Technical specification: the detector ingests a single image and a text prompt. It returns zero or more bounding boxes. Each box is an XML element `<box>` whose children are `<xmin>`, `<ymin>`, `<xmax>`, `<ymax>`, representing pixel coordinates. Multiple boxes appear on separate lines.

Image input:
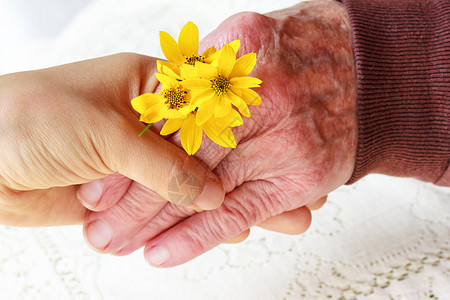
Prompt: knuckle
<box><xmin>155</xmin><ymin>202</ymin><xmax>195</xmax><ymax>224</ymax></box>
<box><xmin>92</xmin><ymin>117</ymin><xmax>131</xmax><ymax>172</ymax></box>
<box><xmin>99</xmin><ymin>173</ymin><xmax>131</xmax><ymax>203</ymax></box>
<box><xmin>253</xmin><ymin>180</ymin><xmax>287</xmax><ymax>214</ymax></box>
<box><xmin>194</xmin><ymin>196</ymin><xmax>263</xmax><ymax>245</ymax></box>
<box><xmin>211</xmin><ymin>181</ymin><xmax>286</xmax><ymax>240</ymax></box>
<box><xmin>110</xmin><ymin>184</ymin><xmax>162</xmax><ymax>222</ymax></box>
<box><xmin>175</xmin><ymin>225</ymin><xmax>211</xmax><ymax>254</ymax></box>
<box><xmin>219</xmin><ymin>200</ymin><xmax>256</xmax><ymax>232</ymax></box>
<box><xmin>214</xmin><ymin>158</ymin><xmax>246</xmax><ymax>193</ymax></box>
<box><xmin>227</xmin><ymin>11</ymin><xmax>270</xmax><ymax>33</ymax></box>
<box><xmin>125</xmin><ymin>182</ymin><xmax>156</xmax><ymax>202</ymax></box>
<box><xmin>166</xmin><ymin>211</ymin><xmax>248</xmax><ymax>254</ymax></box>
<box><xmin>109</xmin><ymin>201</ymin><xmax>145</xmax><ymax>223</ymax></box>
<box><xmin>166</xmin><ymin>182</ymin><xmax>286</xmax><ymax>252</ymax></box>
<box><xmin>220</xmin><ymin>11</ymin><xmax>273</xmax><ymax>54</ymax></box>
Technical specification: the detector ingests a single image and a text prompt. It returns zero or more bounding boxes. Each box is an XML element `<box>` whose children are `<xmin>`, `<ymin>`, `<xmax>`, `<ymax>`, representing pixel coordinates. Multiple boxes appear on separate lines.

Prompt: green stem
<box><xmin>138</xmin><ymin>123</ymin><xmax>153</xmax><ymax>137</ymax></box>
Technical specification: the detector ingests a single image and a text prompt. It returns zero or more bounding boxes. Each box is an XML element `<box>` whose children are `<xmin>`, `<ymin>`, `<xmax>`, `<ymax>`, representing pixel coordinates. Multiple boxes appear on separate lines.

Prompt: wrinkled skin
<box><xmin>83</xmin><ymin>0</ymin><xmax>358</xmax><ymax>267</ymax></box>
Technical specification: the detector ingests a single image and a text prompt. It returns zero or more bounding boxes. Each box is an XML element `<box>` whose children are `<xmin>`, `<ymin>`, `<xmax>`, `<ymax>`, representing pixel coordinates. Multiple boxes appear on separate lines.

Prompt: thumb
<box><xmin>97</xmin><ymin>121</ymin><xmax>225</xmax><ymax>210</ymax></box>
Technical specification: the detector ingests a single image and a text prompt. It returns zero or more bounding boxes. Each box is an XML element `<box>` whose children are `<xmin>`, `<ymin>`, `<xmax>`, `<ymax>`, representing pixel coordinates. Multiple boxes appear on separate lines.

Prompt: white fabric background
<box><xmin>0</xmin><ymin>0</ymin><xmax>449</xmax><ymax>299</ymax></box>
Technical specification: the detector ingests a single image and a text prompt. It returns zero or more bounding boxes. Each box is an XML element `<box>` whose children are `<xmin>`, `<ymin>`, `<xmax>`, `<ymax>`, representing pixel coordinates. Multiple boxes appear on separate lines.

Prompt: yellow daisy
<box><xmin>181</xmin><ymin>44</ymin><xmax>262</xmax><ymax>125</ymax></box>
<box><xmin>131</xmin><ymin>73</ymin><xmax>192</xmax><ymax>124</ymax></box>
<box><xmin>160</xmin><ymin>21</ymin><xmax>217</xmax><ymax>67</ymax></box>
<box><xmin>160</xmin><ymin>109</ymin><xmax>243</xmax><ymax>155</ymax></box>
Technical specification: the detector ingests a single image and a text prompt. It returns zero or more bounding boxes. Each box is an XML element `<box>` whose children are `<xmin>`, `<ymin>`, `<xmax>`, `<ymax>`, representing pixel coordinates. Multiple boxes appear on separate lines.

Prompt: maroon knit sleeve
<box><xmin>340</xmin><ymin>0</ymin><xmax>450</xmax><ymax>186</ymax></box>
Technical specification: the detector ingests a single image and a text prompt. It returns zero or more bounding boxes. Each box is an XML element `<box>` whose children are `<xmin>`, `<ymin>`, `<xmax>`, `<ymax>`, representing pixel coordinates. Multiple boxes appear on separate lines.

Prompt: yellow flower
<box><xmin>160</xmin><ymin>21</ymin><xmax>217</xmax><ymax>67</ymax></box>
<box><xmin>182</xmin><ymin>44</ymin><xmax>262</xmax><ymax>125</ymax></box>
<box><xmin>132</xmin><ymin>21</ymin><xmax>262</xmax><ymax>155</ymax></box>
<box><xmin>131</xmin><ymin>73</ymin><xmax>192</xmax><ymax>124</ymax></box>
<box><xmin>160</xmin><ymin>109</ymin><xmax>243</xmax><ymax>155</ymax></box>
<box><xmin>157</xmin><ymin>60</ymin><xmax>182</xmax><ymax>80</ymax></box>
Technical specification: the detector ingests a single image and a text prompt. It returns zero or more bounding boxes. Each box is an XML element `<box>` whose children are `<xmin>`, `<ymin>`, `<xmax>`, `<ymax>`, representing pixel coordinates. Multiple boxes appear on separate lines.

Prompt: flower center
<box><xmin>163</xmin><ymin>86</ymin><xmax>189</xmax><ymax>110</ymax></box>
<box><xmin>184</xmin><ymin>54</ymin><xmax>205</xmax><ymax>66</ymax></box>
<box><xmin>211</xmin><ymin>76</ymin><xmax>230</xmax><ymax>95</ymax></box>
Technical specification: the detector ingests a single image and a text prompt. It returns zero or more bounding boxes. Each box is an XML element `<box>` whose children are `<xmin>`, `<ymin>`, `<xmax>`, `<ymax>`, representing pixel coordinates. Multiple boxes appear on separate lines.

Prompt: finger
<box><xmin>83</xmin><ymin>181</ymin><xmax>168</xmax><ymax>253</ymax></box>
<box><xmin>0</xmin><ymin>186</ymin><xmax>87</xmax><ymax>227</ymax></box>
<box><xmin>257</xmin><ymin>206</ymin><xmax>311</xmax><ymax>235</ymax></box>
<box><xmin>143</xmin><ymin>180</ymin><xmax>288</xmax><ymax>267</ymax></box>
<box><xmin>306</xmin><ymin>195</ymin><xmax>327</xmax><ymax>210</ymax></box>
<box><xmin>102</xmin><ymin>124</ymin><xmax>225</xmax><ymax>210</ymax></box>
<box><xmin>108</xmin><ymin>201</ymin><xmax>196</xmax><ymax>256</ymax></box>
<box><xmin>76</xmin><ymin>173</ymin><xmax>132</xmax><ymax>211</ymax></box>
<box><xmin>223</xmin><ymin>229</ymin><xmax>250</xmax><ymax>244</ymax></box>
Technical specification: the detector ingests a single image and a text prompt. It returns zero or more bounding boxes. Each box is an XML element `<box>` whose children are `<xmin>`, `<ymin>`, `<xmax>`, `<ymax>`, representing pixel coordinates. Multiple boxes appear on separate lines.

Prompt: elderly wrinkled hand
<box><xmin>83</xmin><ymin>0</ymin><xmax>356</xmax><ymax>266</ymax></box>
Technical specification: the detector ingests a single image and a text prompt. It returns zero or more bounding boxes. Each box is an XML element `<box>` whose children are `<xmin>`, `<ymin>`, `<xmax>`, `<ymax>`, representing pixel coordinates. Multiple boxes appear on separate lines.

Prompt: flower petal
<box><xmin>214</xmin><ymin>94</ymin><xmax>232</xmax><ymax>118</ymax></box>
<box><xmin>155</xmin><ymin>73</ymin><xmax>178</xmax><ymax>87</ymax></box>
<box><xmin>234</xmin><ymin>87</ymin><xmax>261</xmax><ymax>105</ymax></box>
<box><xmin>202</xmin><ymin>46</ymin><xmax>217</xmax><ymax>59</ymax></box>
<box><xmin>230</xmin><ymin>76</ymin><xmax>262</xmax><ymax>88</ymax></box>
<box><xmin>163</xmin><ymin>107</ymin><xmax>189</xmax><ymax>119</ymax></box>
<box><xmin>205</xmin><ymin>40</ymin><xmax>240</xmax><ymax>65</ymax></box>
<box><xmin>205</xmin><ymin>52</ymin><xmax>218</xmax><ymax>64</ymax></box>
<box><xmin>140</xmin><ymin>104</ymin><xmax>165</xmax><ymax>124</ymax></box>
<box><xmin>228</xmin><ymin>40</ymin><xmax>240</xmax><ymax>54</ymax></box>
<box><xmin>161</xmin><ymin>118</ymin><xmax>184</xmax><ymax>135</ymax></box>
<box><xmin>191</xmin><ymin>88</ymin><xmax>215</xmax><ymax>107</ymax></box>
<box><xmin>195</xmin><ymin>62</ymin><xmax>218</xmax><ymax>80</ymax></box>
<box><xmin>160</xmin><ymin>31</ymin><xmax>184</xmax><ymax>65</ymax></box>
<box><xmin>218</xmin><ymin>109</ymin><xmax>244</xmax><ymax>127</ymax></box>
<box><xmin>131</xmin><ymin>93</ymin><xmax>163</xmax><ymax>114</ymax></box>
<box><xmin>180</xmin><ymin>113</ymin><xmax>203</xmax><ymax>155</ymax></box>
<box><xmin>218</xmin><ymin>45</ymin><xmax>236</xmax><ymax>78</ymax></box>
<box><xmin>229</xmin><ymin>52</ymin><xmax>256</xmax><ymax>78</ymax></box>
<box><xmin>182</xmin><ymin>78</ymin><xmax>211</xmax><ymax>90</ymax></box>
<box><xmin>178</xmin><ymin>21</ymin><xmax>199</xmax><ymax>56</ymax></box>
<box><xmin>196</xmin><ymin>98</ymin><xmax>215</xmax><ymax>125</ymax></box>
<box><xmin>203</xmin><ymin>120</ymin><xmax>236</xmax><ymax>148</ymax></box>
<box><xmin>227</xmin><ymin>91</ymin><xmax>250</xmax><ymax>117</ymax></box>
<box><xmin>180</xmin><ymin>64</ymin><xmax>198</xmax><ymax>79</ymax></box>
<box><xmin>178</xmin><ymin>104</ymin><xmax>195</xmax><ymax>116</ymax></box>
<box><xmin>157</xmin><ymin>60</ymin><xmax>181</xmax><ymax>78</ymax></box>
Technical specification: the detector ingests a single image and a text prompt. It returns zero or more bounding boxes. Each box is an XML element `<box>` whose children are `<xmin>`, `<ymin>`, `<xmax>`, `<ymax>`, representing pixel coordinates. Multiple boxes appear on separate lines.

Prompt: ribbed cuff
<box><xmin>341</xmin><ymin>0</ymin><xmax>450</xmax><ymax>184</ymax></box>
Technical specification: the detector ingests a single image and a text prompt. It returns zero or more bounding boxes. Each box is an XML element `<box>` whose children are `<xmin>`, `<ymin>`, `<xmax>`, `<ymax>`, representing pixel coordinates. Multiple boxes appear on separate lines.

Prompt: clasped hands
<box><xmin>0</xmin><ymin>1</ymin><xmax>357</xmax><ymax>267</ymax></box>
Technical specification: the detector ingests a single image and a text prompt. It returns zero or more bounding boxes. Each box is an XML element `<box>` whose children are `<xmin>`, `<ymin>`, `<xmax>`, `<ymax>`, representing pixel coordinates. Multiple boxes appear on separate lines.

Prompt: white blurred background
<box><xmin>0</xmin><ymin>0</ymin><xmax>93</xmax><ymax>40</ymax></box>
<box><xmin>0</xmin><ymin>1</ymin><xmax>449</xmax><ymax>299</ymax></box>
<box><xmin>0</xmin><ymin>0</ymin><xmax>93</xmax><ymax>73</ymax></box>
<box><xmin>0</xmin><ymin>0</ymin><xmax>299</xmax><ymax>74</ymax></box>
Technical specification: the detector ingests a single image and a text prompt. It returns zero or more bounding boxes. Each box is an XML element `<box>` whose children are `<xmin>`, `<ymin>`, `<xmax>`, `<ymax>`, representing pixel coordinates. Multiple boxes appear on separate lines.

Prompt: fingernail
<box><xmin>78</xmin><ymin>180</ymin><xmax>103</xmax><ymax>206</ymax></box>
<box><xmin>194</xmin><ymin>178</ymin><xmax>225</xmax><ymax>210</ymax></box>
<box><xmin>146</xmin><ymin>246</ymin><xmax>169</xmax><ymax>267</ymax></box>
<box><xmin>85</xmin><ymin>220</ymin><xmax>112</xmax><ymax>250</ymax></box>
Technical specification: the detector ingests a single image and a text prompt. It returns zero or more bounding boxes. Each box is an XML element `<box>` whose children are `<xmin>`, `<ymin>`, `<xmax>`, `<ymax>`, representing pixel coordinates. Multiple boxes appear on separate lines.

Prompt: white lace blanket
<box><xmin>0</xmin><ymin>0</ymin><xmax>449</xmax><ymax>299</ymax></box>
